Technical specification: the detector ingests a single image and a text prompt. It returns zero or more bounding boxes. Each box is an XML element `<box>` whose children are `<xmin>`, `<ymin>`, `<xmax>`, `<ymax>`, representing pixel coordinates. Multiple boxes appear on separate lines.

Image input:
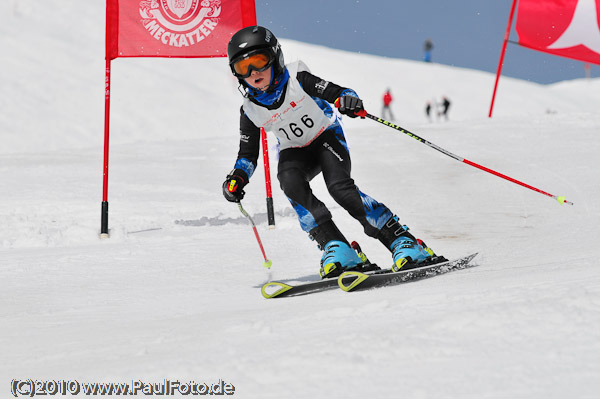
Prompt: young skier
<box><xmin>222</xmin><ymin>26</ymin><xmax>435</xmax><ymax>278</ymax></box>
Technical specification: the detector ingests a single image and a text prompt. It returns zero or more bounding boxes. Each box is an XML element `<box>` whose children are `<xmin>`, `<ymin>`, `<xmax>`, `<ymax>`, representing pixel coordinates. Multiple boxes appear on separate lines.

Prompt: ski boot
<box><xmin>309</xmin><ymin>220</ymin><xmax>363</xmax><ymax>279</ymax></box>
<box><xmin>377</xmin><ymin>215</ymin><xmax>434</xmax><ymax>272</ymax></box>
<box><xmin>319</xmin><ymin>240</ymin><xmax>363</xmax><ymax>279</ymax></box>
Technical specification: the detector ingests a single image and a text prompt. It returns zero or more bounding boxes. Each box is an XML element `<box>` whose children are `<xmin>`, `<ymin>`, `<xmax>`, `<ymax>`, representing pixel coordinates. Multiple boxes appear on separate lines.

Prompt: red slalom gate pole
<box><xmin>101</xmin><ymin>59</ymin><xmax>112</xmax><ymax>238</ymax></box>
<box><xmin>489</xmin><ymin>0</ymin><xmax>518</xmax><ymax>118</ymax></box>
<box><xmin>362</xmin><ymin>112</ymin><xmax>573</xmax><ymax>206</ymax></box>
<box><xmin>261</xmin><ymin>128</ymin><xmax>276</xmax><ymax>228</ymax></box>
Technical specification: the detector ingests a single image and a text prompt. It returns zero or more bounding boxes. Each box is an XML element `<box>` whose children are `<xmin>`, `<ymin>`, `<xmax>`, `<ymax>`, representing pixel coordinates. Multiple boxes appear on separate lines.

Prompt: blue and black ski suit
<box><xmin>231</xmin><ymin>61</ymin><xmax>393</xmax><ymax>239</ymax></box>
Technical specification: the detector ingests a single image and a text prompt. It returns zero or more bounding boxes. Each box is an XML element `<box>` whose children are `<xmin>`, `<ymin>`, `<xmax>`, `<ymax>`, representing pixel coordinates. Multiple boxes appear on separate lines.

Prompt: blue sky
<box><xmin>255</xmin><ymin>0</ymin><xmax>599</xmax><ymax>84</ymax></box>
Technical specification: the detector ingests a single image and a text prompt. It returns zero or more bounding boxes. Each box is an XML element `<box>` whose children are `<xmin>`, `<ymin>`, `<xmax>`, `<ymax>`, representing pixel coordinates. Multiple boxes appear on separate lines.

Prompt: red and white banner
<box><xmin>106</xmin><ymin>0</ymin><xmax>257</xmax><ymax>59</ymax></box>
<box><xmin>516</xmin><ymin>0</ymin><xmax>600</xmax><ymax>65</ymax></box>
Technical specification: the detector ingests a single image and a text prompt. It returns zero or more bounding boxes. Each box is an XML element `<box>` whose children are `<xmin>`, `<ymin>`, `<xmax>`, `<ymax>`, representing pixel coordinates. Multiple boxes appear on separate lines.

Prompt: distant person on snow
<box><xmin>441</xmin><ymin>96</ymin><xmax>451</xmax><ymax>120</ymax></box>
<box><xmin>425</xmin><ymin>101</ymin><xmax>433</xmax><ymax>122</ymax></box>
<box><xmin>382</xmin><ymin>88</ymin><xmax>395</xmax><ymax>120</ymax></box>
<box><xmin>424</xmin><ymin>38</ymin><xmax>433</xmax><ymax>62</ymax></box>
<box><xmin>222</xmin><ymin>26</ymin><xmax>437</xmax><ymax>279</ymax></box>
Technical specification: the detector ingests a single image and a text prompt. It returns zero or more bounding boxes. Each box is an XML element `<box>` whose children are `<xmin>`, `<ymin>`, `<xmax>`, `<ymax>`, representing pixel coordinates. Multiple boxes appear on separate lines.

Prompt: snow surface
<box><xmin>2</xmin><ymin>1</ymin><xmax>600</xmax><ymax>398</ymax></box>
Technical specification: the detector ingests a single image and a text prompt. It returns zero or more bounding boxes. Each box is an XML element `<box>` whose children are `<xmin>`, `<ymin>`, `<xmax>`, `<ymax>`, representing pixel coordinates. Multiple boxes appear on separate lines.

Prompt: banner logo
<box><xmin>545</xmin><ymin>0</ymin><xmax>600</xmax><ymax>54</ymax></box>
<box><xmin>139</xmin><ymin>0</ymin><xmax>222</xmax><ymax>47</ymax></box>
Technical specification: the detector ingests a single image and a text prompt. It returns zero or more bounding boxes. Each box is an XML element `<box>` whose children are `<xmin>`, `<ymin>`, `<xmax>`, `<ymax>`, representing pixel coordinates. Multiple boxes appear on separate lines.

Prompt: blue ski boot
<box><xmin>319</xmin><ymin>240</ymin><xmax>363</xmax><ymax>278</ymax></box>
<box><xmin>309</xmin><ymin>220</ymin><xmax>362</xmax><ymax>279</ymax></box>
<box><xmin>377</xmin><ymin>216</ymin><xmax>434</xmax><ymax>271</ymax></box>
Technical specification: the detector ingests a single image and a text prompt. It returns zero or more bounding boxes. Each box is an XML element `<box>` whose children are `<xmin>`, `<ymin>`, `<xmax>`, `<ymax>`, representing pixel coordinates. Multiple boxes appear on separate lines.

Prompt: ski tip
<box><xmin>264</xmin><ymin>259</ymin><xmax>273</xmax><ymax>269</ymax></box>
<box><xmin>261</xmin><ymin>281</ymin><xmax>292</xmax><ymax>299</ymax></box>
<box><xmin>338</xmin><ymin>271</ymin><xmax>369</xmax><ymax>292</ymax></box>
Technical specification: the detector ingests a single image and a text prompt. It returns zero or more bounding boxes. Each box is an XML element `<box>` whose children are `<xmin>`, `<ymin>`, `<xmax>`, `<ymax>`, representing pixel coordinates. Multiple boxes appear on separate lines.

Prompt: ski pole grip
<box><xmin>334</xmin><ymin>98</ymin><xmax>367</xmax><ymax>118</ymax></box>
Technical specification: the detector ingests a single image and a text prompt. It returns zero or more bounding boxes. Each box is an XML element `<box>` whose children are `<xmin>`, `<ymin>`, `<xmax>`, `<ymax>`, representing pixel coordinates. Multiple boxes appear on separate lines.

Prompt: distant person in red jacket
<box><xmin>382</xmin><ymin>88</ymin><xmax>395</xmax><ymax>120</ymax></box>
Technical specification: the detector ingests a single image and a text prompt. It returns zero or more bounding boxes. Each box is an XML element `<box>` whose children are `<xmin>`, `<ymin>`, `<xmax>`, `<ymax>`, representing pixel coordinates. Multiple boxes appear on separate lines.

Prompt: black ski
<box><xmin>261</xmin><ymin>277</ymin><xmax>340</xmax><ymax>299</ymax></box>
<box><xmin>337</xmin><ymin>253</ymin><xmax>478</xmax><ymax>292</ymax></box>
<box><xmin>261</xmin><ymin>263</ymin><xmax>381</xmax><ymax>299</ymax></box>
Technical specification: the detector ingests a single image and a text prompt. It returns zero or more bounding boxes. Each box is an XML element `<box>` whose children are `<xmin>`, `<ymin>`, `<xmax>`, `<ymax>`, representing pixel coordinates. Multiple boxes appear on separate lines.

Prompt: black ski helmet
<box><xmin>227</xmin><ymin>26</ymin><xmax>285</xmax><ymax>83</ymax></box>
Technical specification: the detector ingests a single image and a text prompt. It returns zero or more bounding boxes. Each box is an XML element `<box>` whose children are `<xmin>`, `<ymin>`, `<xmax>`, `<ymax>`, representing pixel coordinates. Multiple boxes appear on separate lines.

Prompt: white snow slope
<box><xmin>2</xmin><ymin>2</ymin><xmax>600</xmax><ymax>398</ymax></box>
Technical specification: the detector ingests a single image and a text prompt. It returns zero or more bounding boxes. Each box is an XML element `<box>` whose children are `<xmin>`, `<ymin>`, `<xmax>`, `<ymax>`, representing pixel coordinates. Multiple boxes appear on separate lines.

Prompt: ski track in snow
<box><xmin>2</xmin><ymin>2</ymin><xmax>600</xmax><ymax>398</ymax></box>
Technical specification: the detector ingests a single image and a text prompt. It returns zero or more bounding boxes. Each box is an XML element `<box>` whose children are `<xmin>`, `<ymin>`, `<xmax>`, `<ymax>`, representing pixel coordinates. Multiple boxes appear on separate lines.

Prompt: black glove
<box><xmin>335</xmin><ymin>95</ymin><xmax>366</xmax><ymax>118</ymax></box>
<box><xmin>222</xmin><ymin>169</ymin><xmax>248</xmax><ymax>203</ymax></box>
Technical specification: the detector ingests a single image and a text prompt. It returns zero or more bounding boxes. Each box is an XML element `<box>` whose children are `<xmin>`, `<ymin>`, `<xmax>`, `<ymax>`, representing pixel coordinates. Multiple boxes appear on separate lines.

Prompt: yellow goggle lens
<box><xmin>233</xmin><ymin>53</ymin><xmax>271</xmax><ymax>77</ymax></box>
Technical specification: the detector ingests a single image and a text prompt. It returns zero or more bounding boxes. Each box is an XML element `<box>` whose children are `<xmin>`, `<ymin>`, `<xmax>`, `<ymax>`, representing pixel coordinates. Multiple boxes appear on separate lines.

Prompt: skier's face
<box><xmin>244</xmin><ymin>67</ymin><xmax>272</xmax><ymax>92</ymax></box>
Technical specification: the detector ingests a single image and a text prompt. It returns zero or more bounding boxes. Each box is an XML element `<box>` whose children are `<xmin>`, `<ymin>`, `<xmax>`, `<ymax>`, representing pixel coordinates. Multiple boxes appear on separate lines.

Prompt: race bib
<box><xmin>243</xmin><ymin>61</ymin><xmax>334</xmax><ymax>150</ymax></box>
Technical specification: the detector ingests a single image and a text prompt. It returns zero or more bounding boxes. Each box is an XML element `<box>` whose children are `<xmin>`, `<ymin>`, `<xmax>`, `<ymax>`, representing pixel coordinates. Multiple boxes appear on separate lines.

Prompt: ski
<box><xmin>261</xmin><ymin>241</ymin><xmax>379</xmax><ymax>299</ymax></box>
<box><xmin>337</xmin><ymin>253</ymin><xmax>479</xmax><ymax>292</ymax></box>
<box><xmin>261</xmin><ymin>278</ymin><xmax>340</xmax><ymax>299</ymax></box>
<box><xmin>261</xmin><ymin>263</ymin><xmax>381</xmax><ymax>299</ymax></box>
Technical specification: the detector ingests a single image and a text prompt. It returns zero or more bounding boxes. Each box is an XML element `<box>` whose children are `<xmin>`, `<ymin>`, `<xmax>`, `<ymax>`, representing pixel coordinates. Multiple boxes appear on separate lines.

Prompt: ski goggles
<box><xmin>231</xmin><ymin>51</ymin><xmax>274</xmax><ymax>78</ymax></box>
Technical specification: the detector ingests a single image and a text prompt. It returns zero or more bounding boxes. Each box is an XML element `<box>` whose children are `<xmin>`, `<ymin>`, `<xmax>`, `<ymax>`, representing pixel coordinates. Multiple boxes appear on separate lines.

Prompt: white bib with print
<box><xmin>242</xmin><ymin>61</ymin><xmax>334</xmax><ymax>150</ymax></box>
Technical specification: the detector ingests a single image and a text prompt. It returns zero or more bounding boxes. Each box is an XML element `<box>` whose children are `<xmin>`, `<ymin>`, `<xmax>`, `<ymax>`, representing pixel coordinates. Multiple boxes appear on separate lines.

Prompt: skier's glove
<box><xmin>335</xmin><ymin>95</ymin><xmax>367</xmax><ymax>118</ymax></box>
<box><xmin>222</xmin><ymin>169</ymin><xmax>248</xmax><ymax>203</ymax></box>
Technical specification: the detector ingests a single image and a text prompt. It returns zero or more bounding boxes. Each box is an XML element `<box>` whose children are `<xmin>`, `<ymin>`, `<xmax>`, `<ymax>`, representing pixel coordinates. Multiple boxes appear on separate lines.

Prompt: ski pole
<box><xmin>356</xmin><ymin>110</ymin><xmax>573</xmax><ymax>206</ymax></box>
<box><xmin>238</xmin><ymin>201</ymin><xmax>273</xmax><ymax>269</ymax></box>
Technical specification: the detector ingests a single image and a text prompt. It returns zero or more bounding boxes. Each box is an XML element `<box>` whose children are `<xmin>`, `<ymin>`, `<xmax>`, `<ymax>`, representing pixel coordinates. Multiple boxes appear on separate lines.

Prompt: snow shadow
<box><xmin>175</xmin><ymin>207</ymin><xmax>297</xmax><ymax>227</ymax></box>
